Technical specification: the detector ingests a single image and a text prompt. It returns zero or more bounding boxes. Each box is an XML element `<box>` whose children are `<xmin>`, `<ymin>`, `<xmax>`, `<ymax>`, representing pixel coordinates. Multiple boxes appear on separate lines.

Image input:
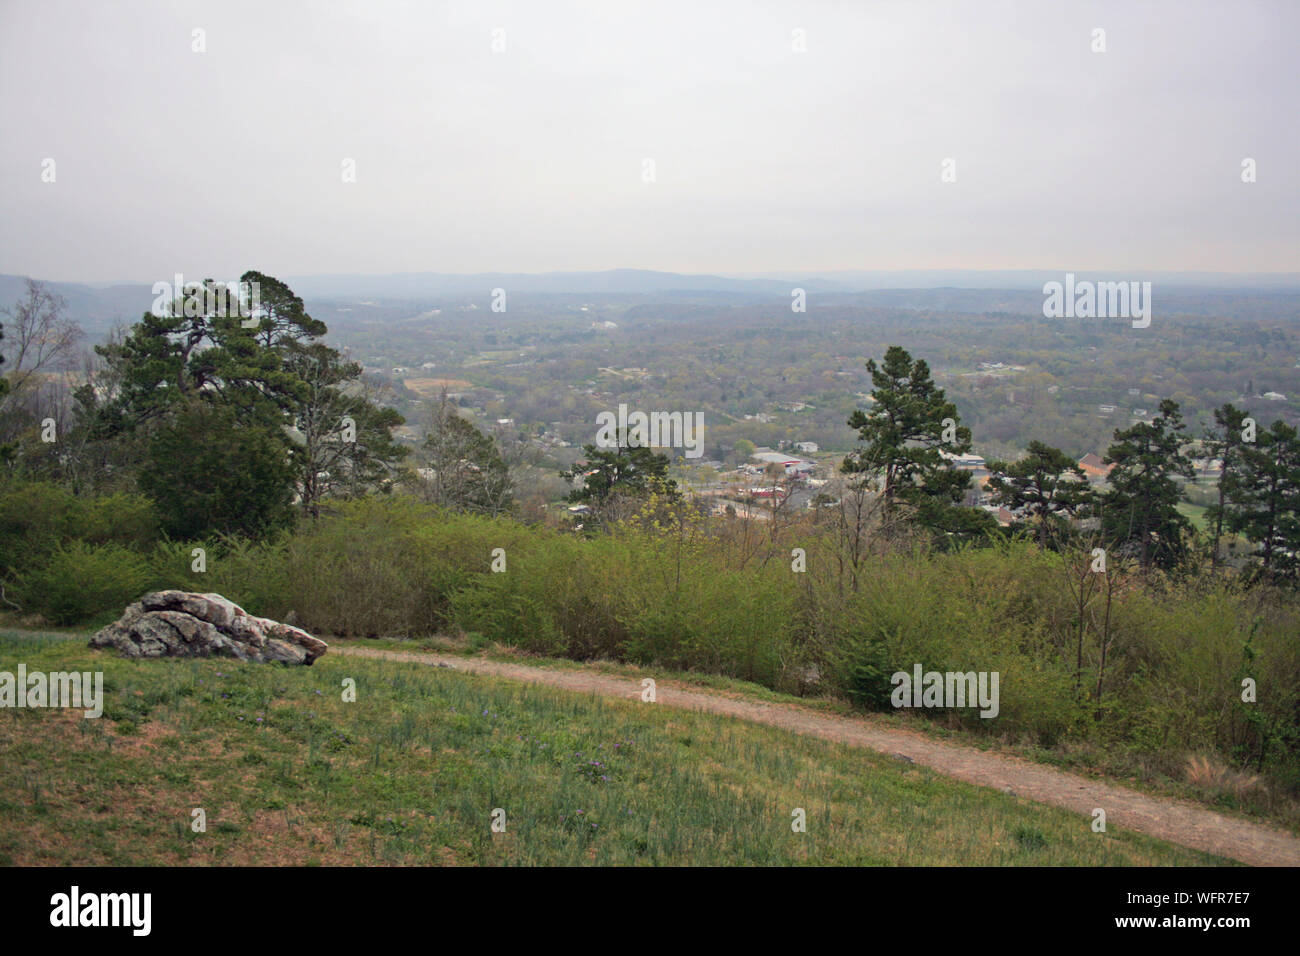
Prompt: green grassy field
<box><xmin>0</xmin><ymin>632</ymin><xmax>1231</xmax><ymax>866</ymax></box>
<box><xmin>1176</xmin><ymin>502</ymin><xmax>1210</xmax><ymax>531</ymax></box>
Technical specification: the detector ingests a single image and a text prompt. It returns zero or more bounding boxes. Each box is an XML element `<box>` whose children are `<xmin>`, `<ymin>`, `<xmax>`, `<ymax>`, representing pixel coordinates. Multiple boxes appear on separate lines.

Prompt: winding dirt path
<box><xmin>336</xmin><ymin>645</ymin><xmax>1300</xmax><ymax>866</ymax></box>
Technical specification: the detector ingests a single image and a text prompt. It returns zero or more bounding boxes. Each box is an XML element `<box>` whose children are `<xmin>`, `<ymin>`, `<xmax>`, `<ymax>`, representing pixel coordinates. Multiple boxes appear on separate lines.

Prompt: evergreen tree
<box><xmin>1102</xmin><ymin>399</ymin><xmax>1194</xmax><ymax>570</ymax></box>
<box><xmin>1223</xmin><ymin>419</ymin><xmax>1300</xmax><ymax>581</ymax></box>
<box><xmin>97</xmin><ymin>276</ymin><xmax>305</xmax><ymax>428</ymax></box>
<box><xmin>1203</xmin><ymin>403</ymin><xmax>1251</xmax><ymax>569</ymax></box>
<box><xmin>138</xmin><ymin>401</ymin><xmax>296</xmax><ymax>539</ymax></box>
<box><xmin>986</xmin><ymin>441</ymin><xmax>1093</xmax><ymax>546</ymax></box>
<box><xmin>240</xmin><ymin>270</ymin><xmax>327</xmax><ymax>349</ymax></box>
<box><xmin>562</xmin><ymin>438</ymin><xmax>678</xmax><ymax>505</ymax></box>
<box><xmin>97</xmin><ymin>272</ymin><xmax>404</xmax><ymax>518</ymax></box>
<box><xmin>843</xmin><ymin>345</ymin><xmax>991</xmax><ymax>537</ymax></box>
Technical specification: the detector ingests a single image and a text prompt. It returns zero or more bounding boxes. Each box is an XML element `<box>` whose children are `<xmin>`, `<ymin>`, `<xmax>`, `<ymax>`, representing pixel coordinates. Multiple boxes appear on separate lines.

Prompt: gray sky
<box><xmin>1</xmin><ymin>0</ymin><xmax>1296</xmax><ymax>283</ymax></box>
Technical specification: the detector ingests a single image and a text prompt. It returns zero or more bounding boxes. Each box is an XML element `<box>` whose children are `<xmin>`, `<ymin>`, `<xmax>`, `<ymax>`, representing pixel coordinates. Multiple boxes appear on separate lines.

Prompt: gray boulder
<box><xmin>90</xmin><ymin>591</ymin><xmax>327</xmax><ymax>665</ymax></box>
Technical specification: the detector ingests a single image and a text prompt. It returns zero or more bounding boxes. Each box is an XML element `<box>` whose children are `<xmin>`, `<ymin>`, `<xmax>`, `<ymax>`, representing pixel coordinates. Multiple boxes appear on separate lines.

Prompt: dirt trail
<box><xmin>337</xmin><ymin>645</ymin><xmax>1299</xmax><ymax>866</ymax></box>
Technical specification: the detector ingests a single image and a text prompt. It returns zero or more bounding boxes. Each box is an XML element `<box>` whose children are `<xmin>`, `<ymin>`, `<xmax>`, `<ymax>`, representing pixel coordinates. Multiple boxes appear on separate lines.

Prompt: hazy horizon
<box><xmin>7</xmin><ymin>267</ymin><xmax>1299</xmax><ymax>295</ymax></box>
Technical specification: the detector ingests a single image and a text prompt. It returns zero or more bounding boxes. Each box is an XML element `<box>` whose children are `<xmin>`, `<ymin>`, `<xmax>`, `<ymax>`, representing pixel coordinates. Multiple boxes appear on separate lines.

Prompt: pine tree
<box><xmin>1102</xmin><ymin>399</ymin><xmax>1194</xmax><ymax>571</ymax></box>
<box><xmin>1203</xmin><ymin>403</ymin><xmax>1251</xmax><ymax>569</ymax></box>
<box><xmin>96</xmin><ymin>272</ymin><xmax>405</xmax><ymax>517</ymax></box>
<box><xmin>843</xmin><ymin>345</ymin><xmax>991</xmax><ymax>537</ymax></box>
<box><xmin>563</xmin><ymin>440</ymin><xmax>677</xmax><ymax>505</ymax></box>
<box><xmin>137</xmin><ymin>401</ymin><xmax>297</xmax><ymax>539</ymax></box>
<box><xmin>986</xmin><ymin>441</ymin><xmax>1093</xmax><ymax>547</ymax></box>
<box><xmin>1223</xmin><ymin>419</ymin><xmax>1300</xmax><ymax>581</ymax></box>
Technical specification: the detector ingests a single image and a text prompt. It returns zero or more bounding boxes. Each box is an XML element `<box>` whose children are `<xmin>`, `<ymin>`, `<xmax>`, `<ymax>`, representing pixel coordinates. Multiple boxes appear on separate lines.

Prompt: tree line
<box><xmin>837</xmin><ymin>345</ymin><xmax>1300</xmax><ymax>582</ymax></box>
<box><xmin>0</xmin><ymin>274</ymin><xmax>512</xmax><ymax>539</ymax></box>
<box><xmin>3</xmin><ymin>279</ymin><xmax>1297</xmax><ymax>583</ymax></box>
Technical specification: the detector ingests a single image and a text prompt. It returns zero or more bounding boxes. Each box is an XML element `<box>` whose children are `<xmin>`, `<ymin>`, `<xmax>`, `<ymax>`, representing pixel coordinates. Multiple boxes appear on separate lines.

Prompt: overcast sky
<box><xmin>1</xmin><ymin>0</ymin><xmax>1296</xmax><ymax>283</ymax></box>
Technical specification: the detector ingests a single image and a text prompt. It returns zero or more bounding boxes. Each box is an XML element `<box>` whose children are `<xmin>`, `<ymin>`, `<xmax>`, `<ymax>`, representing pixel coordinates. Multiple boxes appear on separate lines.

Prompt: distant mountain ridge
<box><xmin>2</xmin><ymin>269</ymin><xmax>1297</xmax><ymax>338</ymax></box>
<box><xmin>283</xmin><ymin>269</ymin><xmax>834</xmax><ymax>298</ymax></box>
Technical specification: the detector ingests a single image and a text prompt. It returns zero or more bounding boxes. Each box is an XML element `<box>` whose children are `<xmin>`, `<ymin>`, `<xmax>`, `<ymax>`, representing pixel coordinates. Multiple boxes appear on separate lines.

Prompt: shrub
<box><xmin>825</xmin><ymin>546</ymin><xmax>1083</xmax><ymax>742</ymax></box>
<box><xmin>138</xmin><ymin>404</ymin><xmax>297</xmax><ymax>541</ymax></box>
<box><xmin>4</xmin><ymin>477</ymin><xmax>1299</xmax><ymax>804</ymax></box>
<box><xmin>449</xmin><ymin>576</ymin><xmax>565</xmax><ymax>655</ymax></box>
<box><xmin>80</xmin><ymin>493</ymin><xmax>159</xmax><ymax>550</ymax></box>
<box><xmin>449</xmin><ymin>533</ymin><xmax>628</xmax><ymax>658</ymax></box>
<box><xmin>16</xmin><ymin>541</ymin><xmax>152</xmax><ymax>625</ymax></box>
<box><xmin>0</xmin><ymin>481</ymin><xmax>81</xmax><ymax>577</ymax></box>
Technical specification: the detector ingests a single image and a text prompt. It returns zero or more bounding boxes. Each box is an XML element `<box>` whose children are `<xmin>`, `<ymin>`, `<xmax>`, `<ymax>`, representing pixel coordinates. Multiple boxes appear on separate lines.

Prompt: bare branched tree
<box><xmin>0</xmin><ymin>279</ymin><xmax>82</xmax><ymax>407</ymax></box>
<box><xmin>414</xmin><ymin>391</ymin><xmax>513</xmax><ymax>516</ymax></box>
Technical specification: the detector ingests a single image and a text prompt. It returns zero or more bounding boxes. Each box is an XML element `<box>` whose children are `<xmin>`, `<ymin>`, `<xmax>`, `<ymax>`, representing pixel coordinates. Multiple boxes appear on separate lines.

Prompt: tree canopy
<box><xmin>843</xmin><ymin>345</ymin><xmax>992</xmax><ymax>538</ymax></box>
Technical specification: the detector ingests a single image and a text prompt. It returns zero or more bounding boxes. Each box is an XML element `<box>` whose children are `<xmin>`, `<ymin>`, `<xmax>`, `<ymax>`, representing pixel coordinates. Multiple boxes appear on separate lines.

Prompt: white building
<box><xmin>751</xmin><ymin>451</ymin><xmax>815</xmax><ymax>476</ymax></box>
<box><xmin>940</xmin><ymin>451</ymin><xmax>986</xmax><ymax>470</ymax></box>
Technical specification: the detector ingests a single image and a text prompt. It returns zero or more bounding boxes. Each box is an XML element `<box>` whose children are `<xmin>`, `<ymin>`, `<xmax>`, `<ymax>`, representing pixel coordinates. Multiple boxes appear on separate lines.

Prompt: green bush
<box><xmin>449</xmin><ymin>533</ymin><xmax>628</xmax><ymax>658</ymax></box>
<box><xmin>137</xmin><ymin>403</ymin><xmax>297</xmax><ymax>541</ymax></box>
<box><xmin>16</xmin><ymin>541</ymin><xmax>153</xmax><ymax>625</ymax></box>
<box><xmin>825</xmin><ymin>546</ymin><xmax>1083</xmax><ymax>742</ymax></box>
<box><xmin>449</xmin><ymin>575</ymin><xmax>565</xmax><ymax>655</ymax></box>
<box><xmin>145</xmin><ymin>539</ymin><xmax>211</xmax><ymax>593</ymax></box>
<box><xmin>241</xmin><ymin>498</ymin><xmax>543</xmax><ymax>638</ymax></box>
<box><xmin>81</xmin><ymin>493</ymin><xmax>160</xmax><ymax>550</ymax></box>
<box><xmin>280</xmin><ymin>501</ymin><xmax>429</xmax><ymax>637</ymax></box>
<box><xmin>406</xmin><ymin>509</ymin><xmax>544</xmax><ymax>630</ymax></box>
<box><xmin>0</xmin><ymin>481</ymin><xmax>81</xmax><ymax>577</ymax></box>
<box><xmin>0</xmin><ymin>482</ymin><xmax>159</xmax><ymax>588</ymax></box>
<box><xmin>4</xmin><ymin>477</ymin><xmax>1298</xmax><ymax>801</ymax></box>
<box><xmin>177</xmin><ymin>535</ymin><xmax>293</xmax><ymax>620</ymax></box>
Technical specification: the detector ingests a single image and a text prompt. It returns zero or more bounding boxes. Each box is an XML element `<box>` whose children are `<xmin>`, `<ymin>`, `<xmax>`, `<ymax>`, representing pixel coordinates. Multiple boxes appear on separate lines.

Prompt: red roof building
<box><xmin>1078</xmin><ymin>453</ymin><xmax>1113</xmax><ymax>480</ymax></box>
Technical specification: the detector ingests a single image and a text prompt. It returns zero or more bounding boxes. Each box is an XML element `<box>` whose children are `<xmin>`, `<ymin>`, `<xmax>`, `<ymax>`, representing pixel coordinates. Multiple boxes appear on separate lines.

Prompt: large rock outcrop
<box><xmin>90</xmin><ymin>591</ymin><xmax>327</xmax><ymax>665</ymax></box>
